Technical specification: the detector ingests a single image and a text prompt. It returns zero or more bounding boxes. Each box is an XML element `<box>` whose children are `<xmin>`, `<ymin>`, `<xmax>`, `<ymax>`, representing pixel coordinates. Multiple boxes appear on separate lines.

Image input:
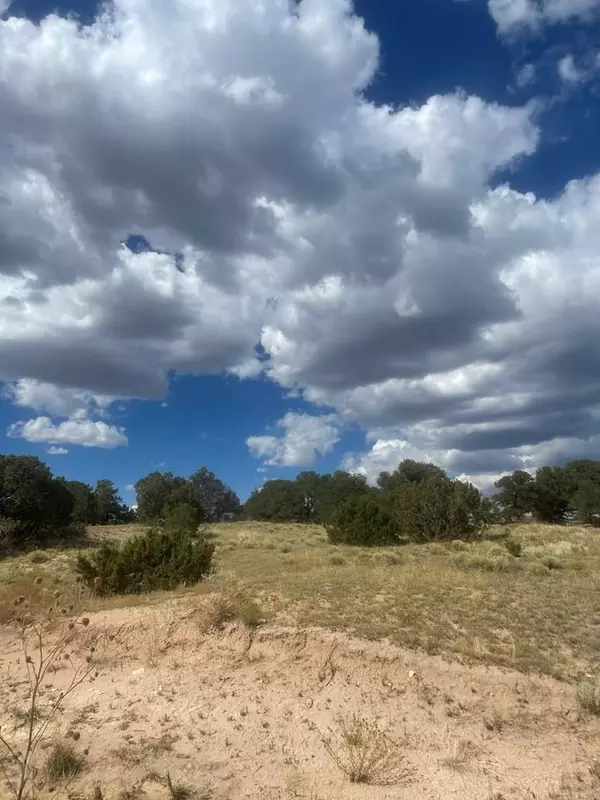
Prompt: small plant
<box><xmin>0</xmin><ymin>583</ymin><xmax>95</xmax><ymax>800</ymax></box>
<box><xmin>539</xmin><ymin>554</ymin><xmax>563</xmax><ymax>570</ymax></box>
<box><xmin>198</xmin><ymin>578</ymin><xmax>264</xmax><ymax>631</ymax></box>
<box><xmin>76</xmin><ymin>525</ymin><xmax>214</xmax><ymax>595</ymax></box>
<box><xmin>440</xmin><ymin>738</ymin><xmax>479</xmax><ymax>771</ymax></box>
<box><xmin>322</xmin><ymin>715</ymin><xmax>412</xmax><ymax>785</ymax></box>
<box><xmin>28</xmin><ymin>550</ymin><xmax>50</xmax><ymax>564</ymax></box>
<box><xmin>328</xmin><ymin>554</ymin><xmax>346</xmax><ymax>566</ymax></box>
<box><xmin>44</xmin><ymin>738</ymin><xmax>85</xmax><ymax>781</ymax></box>
<box><xmin>577</xmin><ymin>679</ymin><xmax>600</xmax><ymax>715</ymax></box>
<box><xmin>166</xmin><ymin>772</ymin><xmax>195</xmax><ymax>800</ymax></box>
<box><xmin>503</xmin><ymin>538</ymin><xmax>522</xmax><ymax>558</ymax></box>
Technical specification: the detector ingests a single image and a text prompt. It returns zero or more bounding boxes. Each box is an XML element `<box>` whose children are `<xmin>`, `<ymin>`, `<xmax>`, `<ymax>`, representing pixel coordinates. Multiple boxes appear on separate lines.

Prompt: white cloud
<box><xmin>488</xmin><ymin>0</ymin><xmax>600</xmax><ymax>34</ymax></box>
<box><xmin>7</xmin><ymin>416</ymin><xmax>128</xmax><ymax>449</ymax></box>
<box><xmin>516</xmin><ymin>63</ymin><xmax>536</xmax><ymax>87</ymax></box>
<box><xmin>558</xmin><ymin>55</ymin><xmax>582</xmax><ymax>83</ymax></box>
<box><xmin>247</xmin><ymin>412</ymin><xmax>340</xmax><ymax>467</ymax></box>
<box><xmin>4</xmin><ymin>379</ymin><xmax>115</xmax><ymax>418</ymax></box>
<box><xmin>0</xmin><ymin>0</ymin><xmax>599</xmax><ymax>485</ymax></box>
<box><xmin>46</xmin><ymin>445</ymin><xmax>68</xmax><ymax>455</ymax></box>
<box><xmin>557</xmin><ymin>52</ymin><xmax>600</xmax><ymax>85</ymax></box>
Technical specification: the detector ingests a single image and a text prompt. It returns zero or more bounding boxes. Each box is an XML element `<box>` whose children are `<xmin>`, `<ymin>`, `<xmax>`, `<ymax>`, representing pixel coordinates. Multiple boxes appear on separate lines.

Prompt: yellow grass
<box><xmin>1</xmin><ymin>521</ymin><xmax>599</xmax><ymax>680</ymax></box>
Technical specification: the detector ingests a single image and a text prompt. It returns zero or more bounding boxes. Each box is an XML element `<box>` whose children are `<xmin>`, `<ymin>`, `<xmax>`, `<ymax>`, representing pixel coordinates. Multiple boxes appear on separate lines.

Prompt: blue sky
<box><xmin>1</xmin><ymin>0</ymin><xmax>600</xmax><ymax>501</ymax></box>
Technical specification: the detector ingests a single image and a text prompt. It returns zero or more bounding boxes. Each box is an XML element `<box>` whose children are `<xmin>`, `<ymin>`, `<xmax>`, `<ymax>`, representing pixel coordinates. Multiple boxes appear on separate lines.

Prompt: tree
<box><xmin>391</xmin><ymin>476</ymin><xmax>487</xmax><ymax>542</ymax></box>
<box><xmin>0</xmin><ymin>454</ymin><xmax>73</xmax><ymax>545</ymax></box>
<box><xmin>244</xmin><ymin>479</ymin><xmax>306</xmax><ymax>521</ymax></box>
<box><xmin>189</xmin><ymin>467</ymin><xmax>241</xmax><ymax>521</ymax></box>
<box><xmin>378</xmin><ymin>460</ymin><xmax>448</xmax><ymax>494</ymax></box>
<box><xmin>532</xmin><ymin>467</ymin><xmax>575</xmax><ymax>524</ymax></box>
<box><xmin>493</xmin><ymin>470</ymin><xmax>536</xmax><ymax>522</ymax></box>
<box><xmin>93</xmin><ymin>479</ymin><xmax>128</xmax><ymax>524</ymax></box>
<box><xmin>135</xmin><ymin>471</ymin><xmax>179</xmax><ymax>523</ymax></box>
<box><xmin>163</xmin><ymin>503</ymin><xmax>201</xmax><ymax>535</ymax></box>
<box><xmin>295</xmin><ymin>471</ymin><xmax>323</xmax><ymax>522</ymax></box>
<box><xmin>326</xmin><ymin>494</ymin><xmax>399</xmax><ymax>546</ymax></box>
<box><xmin>572</xmin><ymin>479</ymin><xmax>600</xmax><ymax>526</ymax></box>
<box><xmin>316</xmin><ymin>471</ymin><xmax>370</xmax><ymax>523</ymax></box>
<box><xmin>61</xmin><ymin>480</ymin><xmax>97</xmax><ymax>524</ymax></box>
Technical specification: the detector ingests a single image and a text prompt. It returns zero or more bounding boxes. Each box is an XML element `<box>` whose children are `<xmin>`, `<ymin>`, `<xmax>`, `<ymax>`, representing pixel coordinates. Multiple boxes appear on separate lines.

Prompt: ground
<box><xmin>1</xmin><ymin>522</ymin><xmax>600</xmax><ymax>799</ymax></box>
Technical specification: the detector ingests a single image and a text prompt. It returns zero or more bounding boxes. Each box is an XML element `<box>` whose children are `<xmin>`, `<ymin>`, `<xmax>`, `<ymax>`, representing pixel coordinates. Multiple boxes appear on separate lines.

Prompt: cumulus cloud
<box><xmin>46</xmin><ymin>445</ymin><xmax>68</xmax><ymax>455</ymax></box>
<box><xmin>7</xmin><ymin>417</ymin><xmax>128</xmax><ymax>448</ymax></box>
<box><xmin>0</xmin><ymin>0</ymin><xmax>599</xmax><ymax>485</ymax></box>
<box><xmin>247</xmin><ymin>413</ymin><xmax>341</xmax><ymax>467</ymax></box>
<box><xmin>488</xmin><ymin>0</ymin><xmax>600</xmax><ymax>34</ymax></box>
<box><xmin>4</xmin><ymin>379</ymin><xmax>115</xmax><ymax>418</ymax></box>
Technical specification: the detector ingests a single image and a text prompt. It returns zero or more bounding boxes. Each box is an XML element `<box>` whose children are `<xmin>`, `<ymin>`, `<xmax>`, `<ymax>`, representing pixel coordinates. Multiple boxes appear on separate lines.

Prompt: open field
<box><xmin>2</xmin><ymin>522</ymin><xmax>600</xmax><ymax>800</ymax></box>
<box><xmin>2</xmin><ymin>521</ymin><xmax>600</xmax><ymax>678</ymax></box>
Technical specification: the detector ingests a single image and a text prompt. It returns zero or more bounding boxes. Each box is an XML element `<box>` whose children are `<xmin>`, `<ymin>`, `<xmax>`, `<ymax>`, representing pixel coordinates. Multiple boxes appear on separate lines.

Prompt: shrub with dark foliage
<box><xmin>76</xmin><ymin>523</ymin><xmax>214</xmax><ymax>596</ymax></box>
<box><xmin>326</xmin><ymin>494</ymin><xmax>399</xmax><ymax>547</ymax></box>
<box><xmin>391</xmin><ymin>477</ymin><xmax>486</xmax><ymax>543</ymax></box>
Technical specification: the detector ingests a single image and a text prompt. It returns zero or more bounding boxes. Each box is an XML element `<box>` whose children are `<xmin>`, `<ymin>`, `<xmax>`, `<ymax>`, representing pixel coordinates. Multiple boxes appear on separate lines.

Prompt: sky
<box><xmin>1</xmin><ymin>0</ymin><xmax>600</xmax><ymax>504</ymax></box>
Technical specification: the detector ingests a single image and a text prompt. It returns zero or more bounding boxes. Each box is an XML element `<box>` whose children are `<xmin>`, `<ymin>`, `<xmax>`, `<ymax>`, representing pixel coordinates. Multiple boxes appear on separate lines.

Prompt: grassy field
<box><xmin>1</xmin><ymin>520</ymin><xmax>599</xmax><ymax>680</ymax></box>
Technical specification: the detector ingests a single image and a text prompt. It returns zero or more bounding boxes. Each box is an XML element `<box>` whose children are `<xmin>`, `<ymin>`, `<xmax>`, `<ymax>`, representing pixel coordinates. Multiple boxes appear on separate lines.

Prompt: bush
<box><xmin>577</xmin><ymin>679</ymin><xmax>600</xmax><ymax>715</ymax></box>
<box><xmin>503</xmin><ymin>538</ymin><xmax>523</xmax><ymax>558</ymax></box>
<box><xmin>539</xmin><ymin>554</ymin><xmax>564</xmax><ymax>570</ymax></box>
<box><xmin>391</xmin><ymin>477</ymin><xmax>487</xmax><ymax>543</ymax></box>
<box><xmin>163</xmin><ymin>503</ymin><xmax>200</xmax><ymax>534</ymax></box>
<box><xmin>326</xmin><ymin>495</ymin><xmax>399</xmax><ymax>547</ymax></box>
<box><xmin>76</xmin><ymin>526</ymin><xmax>214</xmax><ymax>596</ymax></box>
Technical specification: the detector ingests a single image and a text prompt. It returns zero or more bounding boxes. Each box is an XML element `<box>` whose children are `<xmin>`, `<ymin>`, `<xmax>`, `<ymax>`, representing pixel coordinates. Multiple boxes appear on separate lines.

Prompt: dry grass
<box><xmin>44</xmin><ymin>738</ymin><xmax>86</xmax><ymax>782</ymax></box>
<box><xmin>2</xmin><ymin>521</ymin><xmax>600</xmax><ymax>680</ymax></box>
<box><xmin>322</xmin><ymin>714</ymin><xmax>413</xmax><ymax>785</ymax></box>
<box><xmin>577</xmin><ymin>679</ymin><xmax>600</xmax><ymax>714</ymax></box>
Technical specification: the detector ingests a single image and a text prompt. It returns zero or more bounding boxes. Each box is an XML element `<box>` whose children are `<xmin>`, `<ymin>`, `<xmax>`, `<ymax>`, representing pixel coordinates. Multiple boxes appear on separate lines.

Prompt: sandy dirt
<box><xmin>2</xmin><ymin>602</ymin><xmax>600</xmax><ymax>800</ymax></box>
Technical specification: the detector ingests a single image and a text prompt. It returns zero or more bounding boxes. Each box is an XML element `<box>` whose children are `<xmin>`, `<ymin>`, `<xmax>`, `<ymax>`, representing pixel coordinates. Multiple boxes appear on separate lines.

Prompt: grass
<box><xmin>44</xmin><ymin>739</ymin><xmax>85</xmax><ymax>781</ymax></box>
<box><xmin>577</xmin><ymin>679</ymin><xmax>600</xmax><ymax>714</ymax></box>
<box><xmin>1</xmin><ymin>521</ymin><xmax>600</xmax><ymax>680</ymax></box>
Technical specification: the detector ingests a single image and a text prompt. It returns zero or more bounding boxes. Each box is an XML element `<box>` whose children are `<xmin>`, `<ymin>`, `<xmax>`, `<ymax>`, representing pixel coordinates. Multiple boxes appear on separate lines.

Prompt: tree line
<box><xmin>0</xmin><ymin>454</ymin><xmax>135</xmax><ymax>551</ymax></box>
<box><xmin>245</xmin><ymin>462</ymin><xmax>486</xmax><ymax>545</ymax></box>
<box><xmin>0</xmin><ymin>454</ymin><xmax>243</xmax><ymax>553</ymax></box>
<box><xmin>3</xmin><ymin>451</ymin><xmax>600</xmax><ymax>555</ymax></box>
<box><xmin>491</xmin><ymin>460</ymin><xmax>600</xmax><ymax>524</ymax></box>
<box><xmin>245</xmin><ymin>458</ymin><xmax>600</xmax><ymax>545</ymax></box>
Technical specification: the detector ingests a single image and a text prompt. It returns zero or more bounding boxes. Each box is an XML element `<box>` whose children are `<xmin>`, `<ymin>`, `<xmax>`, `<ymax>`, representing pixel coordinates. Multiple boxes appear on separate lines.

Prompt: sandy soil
<box><xmin>2</xmin><ymin>602</ymin><xmax>600</xmax><ymax>800</ymax></box>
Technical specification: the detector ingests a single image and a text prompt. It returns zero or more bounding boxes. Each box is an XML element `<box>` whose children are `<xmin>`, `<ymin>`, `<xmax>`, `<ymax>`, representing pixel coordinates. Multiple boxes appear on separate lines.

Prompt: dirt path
<box><xmin>1</xmin><ymin>603</ymin><xmax>599</xmax><ymax>800</ymax></box>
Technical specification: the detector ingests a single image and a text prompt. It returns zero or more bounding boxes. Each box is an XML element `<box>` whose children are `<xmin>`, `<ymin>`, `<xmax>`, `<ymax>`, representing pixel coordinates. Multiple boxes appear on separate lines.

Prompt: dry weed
<box><xmin>322</xmin><ymin>714</ymin><xmax>413</xmax><ymax>785</ymax></box>
<box><xmin>577</xmin><ymin>679</ymin><xmax>600</xmax><ymax>715</ymax></box>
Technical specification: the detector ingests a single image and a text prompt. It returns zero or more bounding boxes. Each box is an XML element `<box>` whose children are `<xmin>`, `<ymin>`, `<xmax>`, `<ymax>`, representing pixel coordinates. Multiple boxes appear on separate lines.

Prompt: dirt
<box><xmin>1</xmin><ymin>602</ymin><xmax>599</xmax><ymax>800</ymax></box>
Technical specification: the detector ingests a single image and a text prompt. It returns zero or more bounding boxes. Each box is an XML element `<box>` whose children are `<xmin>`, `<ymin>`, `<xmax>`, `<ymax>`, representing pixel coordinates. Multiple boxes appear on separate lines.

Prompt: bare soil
<box><xmin>2</xmin><ymin>601</ymin><xmax>599</xmax><ymax>800</ymax></box>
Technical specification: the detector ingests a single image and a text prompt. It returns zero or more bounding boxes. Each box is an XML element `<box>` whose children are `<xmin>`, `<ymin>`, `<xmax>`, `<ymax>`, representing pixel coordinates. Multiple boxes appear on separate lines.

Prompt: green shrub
<box><xmin>75</xmin><ymin>526</ymin><xmax>214</xmax><ymax>596</ymax></box>
<box><xmin>163</xmin><ymin>503</ymin><xmax>200</xmax><ymax>534</ymax></box>
<box><xmin>326</xmin><ymin>495</ymin><xmax>399</xmax><ymax>547</ymax></box>
<box><xmin>391</xmin><ymin>478</ymin><xmax>487</xmax><ymax>543</ymax></box>
<box><xmin>503</xmin><ymin>538</ymin><xmax>522</xmax><ymax>558</ymax></box>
